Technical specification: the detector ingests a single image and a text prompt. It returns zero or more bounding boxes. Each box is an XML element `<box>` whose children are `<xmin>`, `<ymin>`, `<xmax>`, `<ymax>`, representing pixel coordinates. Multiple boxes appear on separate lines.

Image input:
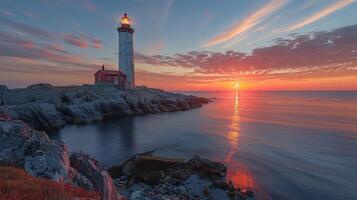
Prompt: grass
<box><xmin>0</xmin><ymin>166</ymin><xmax>99</xmax><ymax>200</ymax></box>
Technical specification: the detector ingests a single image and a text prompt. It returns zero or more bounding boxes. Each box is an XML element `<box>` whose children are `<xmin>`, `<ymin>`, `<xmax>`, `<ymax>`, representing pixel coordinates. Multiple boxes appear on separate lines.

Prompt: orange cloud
<box><xmin>204</xmin><ymin>0</ymin><xmax>288</xmax><ymax>47</ymax></box>
<box><xmin>285</xmin><ymin>0</ymin><xmax>355</xmax><ymax>32</ymax></box>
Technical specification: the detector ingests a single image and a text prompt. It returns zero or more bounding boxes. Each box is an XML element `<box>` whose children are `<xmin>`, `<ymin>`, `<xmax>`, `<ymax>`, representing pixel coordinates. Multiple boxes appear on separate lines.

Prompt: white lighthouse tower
<box><xmin>118</xmin><ymin>13</ymin><xmax>135</xmax><ymax>89</ymax></box>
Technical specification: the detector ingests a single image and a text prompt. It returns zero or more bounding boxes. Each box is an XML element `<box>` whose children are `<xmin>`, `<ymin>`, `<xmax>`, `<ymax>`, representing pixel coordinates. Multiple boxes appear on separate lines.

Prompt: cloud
<box><xmin>83</xmin><ymin>0</ymin><xmax>97</xmax><ymax>12</ymax></box>
<box><xmin>80</xmin><ymin>34</ymin><xmax>103</xmax><ymax>49</ymax></box>
<box><xmin>137</xmin><ymin>24</ymin><xmax>357</xmax><ymax>81</ymax></box>
<box><xmin>0</xmin><ymin>31</ymin><xmax>99</xmax><ymax>72</ymax></box>
<box><xmin>0</xmin><ymin>17</ymin><xmax>53</xmax><ymax>40</ymax></box>
<box><xmin>24</xmin><ymin>11</ymin><xmax>39</xmax><ymax>19</ymax></box>
<box><xmin>204</xmin><ymin>0</ymin><xmax>288</xmax><ymax>47</ymax></box>
<box><xmin>63</xmin><ymin>33</ymin><xmax>103</xmax><ymax>49</ymax></box>
<box><xmin>0</xmin><ymin>9</ymin><xmax>13</xmax><ymax>16</ymax></box>
<box><xmin>63</xmin><ymin>33</ymin><xmax>88</xmax><ymax>48</ymax></box>
<box><xmin>284</xmin><ymin>0</ymin><xmax>355</xmax><ymax>32</ymax></box>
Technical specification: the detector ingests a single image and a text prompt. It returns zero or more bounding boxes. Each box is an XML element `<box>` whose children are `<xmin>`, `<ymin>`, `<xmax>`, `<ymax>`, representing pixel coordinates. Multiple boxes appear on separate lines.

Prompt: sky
<box><xmin>0</xmin><ymin>0</ymin><xmax>357</xmax><ymax>90</ymax></box>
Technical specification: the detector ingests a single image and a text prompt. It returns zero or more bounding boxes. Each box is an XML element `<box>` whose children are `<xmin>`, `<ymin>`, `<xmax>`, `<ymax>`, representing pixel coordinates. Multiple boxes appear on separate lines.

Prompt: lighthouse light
<box><xmin>121</xmin><ymin>13</ymin><xmax>131</xmax><ymax>25</ymax></box>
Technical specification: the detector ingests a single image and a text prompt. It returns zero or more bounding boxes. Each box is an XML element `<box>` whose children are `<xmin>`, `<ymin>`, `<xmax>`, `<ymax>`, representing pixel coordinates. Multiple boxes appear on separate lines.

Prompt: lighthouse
<box><xmin>118</xmin><ymin>13</ymin><xmax>135</xmax><ymax>89</ymax></box>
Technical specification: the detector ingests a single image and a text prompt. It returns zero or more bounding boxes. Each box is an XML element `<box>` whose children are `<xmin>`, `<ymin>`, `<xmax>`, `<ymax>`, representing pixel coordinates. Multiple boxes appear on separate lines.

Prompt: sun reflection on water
<box><xmin>225</xmin><ymin>91</ymin><xmax>263</xmax><ymax>196</ymax></box>
<box><xmin>225</xmin><ymin>91</ymin><xmax>240</xmax><ymax>163</ymax></box>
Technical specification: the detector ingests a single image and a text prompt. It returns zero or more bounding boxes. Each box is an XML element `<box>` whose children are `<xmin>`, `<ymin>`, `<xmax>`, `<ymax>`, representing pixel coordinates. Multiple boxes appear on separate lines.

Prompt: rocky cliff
<box><xmin>0</xmin><ymin>84</ymin><xmax>209</xmax><ymax>131</ymax></box>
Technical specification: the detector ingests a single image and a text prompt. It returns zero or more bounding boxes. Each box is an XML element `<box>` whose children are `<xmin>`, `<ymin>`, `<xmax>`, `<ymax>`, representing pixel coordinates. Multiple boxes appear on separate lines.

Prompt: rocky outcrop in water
<box><xmin>0</xmin><ymin>84</ymin><xmax>209</xmax><ymax>131</ymax></box>
<box><xmin>0</xmin><ymin>116</ymin><xmax>119</xmax><ymax>200</ymax></box>
<box><xmin>109</xmin><ymin>153</ymin><xmax>254</xmax><ymax>200</ymax></box>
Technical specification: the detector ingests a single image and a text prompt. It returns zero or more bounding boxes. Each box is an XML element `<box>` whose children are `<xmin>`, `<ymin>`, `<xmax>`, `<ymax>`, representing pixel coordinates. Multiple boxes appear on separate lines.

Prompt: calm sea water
<box><xmin>49</xmin><ymin>91</ymin><xmax>357</xmax><ymax>200</ymax></box>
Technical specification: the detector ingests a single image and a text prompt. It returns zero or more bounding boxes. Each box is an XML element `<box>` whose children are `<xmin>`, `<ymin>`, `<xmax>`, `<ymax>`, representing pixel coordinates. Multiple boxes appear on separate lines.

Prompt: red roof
<box><xmin>95</xmin><ymin>69</ymin><xmax>126</xmax><ymax>76</ymax></box>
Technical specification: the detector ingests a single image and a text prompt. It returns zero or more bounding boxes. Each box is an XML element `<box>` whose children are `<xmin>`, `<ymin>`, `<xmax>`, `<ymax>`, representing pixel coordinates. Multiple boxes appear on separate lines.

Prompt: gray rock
<box><xmin>70</xmin><ymin>152</ymin><xmax>119</xmax><ymax>200</ymax></box>
<box><xmin>0</xmin><ymin>120</ymin><xmax>120</xmax><ymax>199</ymax></box>
<box><xmin>187</xmin><ymin>155</ymin><xmax>227</xmax><ymax>180</ymax></box>
<box><xmin>1</xmin><ymin>103</ymin><xmax>65</xmax><ymax>131</ymax></box>
<box><xmin>0</xmin><ymin>120</ymin><xmax>31</xmax><ymax>165</ymax></box>
<box><xmin>24</xmin><ymin>140</ymin><xmax>72</xmax><ymax>182</ymax></box>
<box><xmin>110</xmin><ymin>154</ymin><xmax>250</xmax><ymax>200</ymax></box>
<box><xmin>0</xmin><ymin>84</ymin><xmax>209</xmax><ymax>131</ymax></box>
<box><xmin>0</xmin><ymin>120</ymin><xmax>73</xmax><ymax>182</ymax></box>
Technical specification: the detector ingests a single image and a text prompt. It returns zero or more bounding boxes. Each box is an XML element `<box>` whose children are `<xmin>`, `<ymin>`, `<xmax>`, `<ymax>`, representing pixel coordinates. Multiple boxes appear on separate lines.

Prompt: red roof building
<box><xmin>94</xmin><ymin>65</ymin><xmax>126</xmax><ymax>89</ymax></box>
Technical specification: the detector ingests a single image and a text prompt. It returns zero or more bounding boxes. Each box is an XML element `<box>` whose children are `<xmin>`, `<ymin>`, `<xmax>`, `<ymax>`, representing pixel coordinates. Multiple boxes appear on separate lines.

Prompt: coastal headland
<box><xmin>0</xmin><ymin>84</ymin><xmax>253</xmax><ymax>200</ymax></box>
<box><xmin>0</xmin><ymin>83</ymin><xmax>209</xmax><ymax>131</ymax></box>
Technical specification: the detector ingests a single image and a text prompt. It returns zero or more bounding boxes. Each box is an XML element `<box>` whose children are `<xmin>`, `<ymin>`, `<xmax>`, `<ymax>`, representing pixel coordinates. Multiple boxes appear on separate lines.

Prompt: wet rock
<box><xmin>110</xmin><ymin>154</ymin><xmax>251</xmax><ymax>200</ymax></box>
<box><xmin>187</xmin><ymin>155</ymin><xmax>227</xmax><ymax>180</ymax></box>
<box><xmin>70</xmin><ymin>152</ymin><xmax>119</xmax><ymax>200</ymax></box>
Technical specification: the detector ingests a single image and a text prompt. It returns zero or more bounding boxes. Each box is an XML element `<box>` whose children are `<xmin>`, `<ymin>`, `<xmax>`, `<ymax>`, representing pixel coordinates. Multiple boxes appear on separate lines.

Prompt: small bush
<box><xmin>0</xmin><ymin>166</ymin><xmax>99</xmax><ymax>200</ymax></box>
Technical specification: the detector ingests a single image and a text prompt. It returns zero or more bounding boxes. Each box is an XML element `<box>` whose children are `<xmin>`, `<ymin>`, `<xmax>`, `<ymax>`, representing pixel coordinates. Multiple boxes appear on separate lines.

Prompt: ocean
<box><xmin>49</xmin><ymin>91</ymin><xmax>357</xmax><ymax>200</ymax></box>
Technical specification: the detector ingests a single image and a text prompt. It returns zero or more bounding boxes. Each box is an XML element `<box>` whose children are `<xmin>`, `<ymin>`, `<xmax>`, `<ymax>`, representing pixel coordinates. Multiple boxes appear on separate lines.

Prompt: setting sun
<box><xmin>234</xmin><ymin>83</ymin><xmax>240</xmax><ymax>90</ymax></box>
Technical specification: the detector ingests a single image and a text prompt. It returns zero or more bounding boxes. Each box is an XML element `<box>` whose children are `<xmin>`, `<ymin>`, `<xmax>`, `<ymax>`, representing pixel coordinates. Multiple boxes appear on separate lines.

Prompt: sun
<box><xmin>234</xmin><ymin>83</ymin><xmax>240</xmax><ymax>90</ymax></box>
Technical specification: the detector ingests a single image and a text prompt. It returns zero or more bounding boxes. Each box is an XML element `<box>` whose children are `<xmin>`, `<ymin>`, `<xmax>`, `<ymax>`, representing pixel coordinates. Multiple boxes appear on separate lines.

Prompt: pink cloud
<box><xmin>63</xmin><ymin>33</ymin><xmax>103</xmax><ymax>49</ymax></box>
<box><xmin>284</xmin><ymin>0</ymin><xmax>355</xmax><ymax>32</ymax></box>
<box><xmin>63</xmin><ymin>33</ymin><xmax>88</xmax><ymax>48</ymax></box>
<box><xmin>80</xmin><ymin>34</ymin><xmax>103</xmax><ymax>49</ymax></box>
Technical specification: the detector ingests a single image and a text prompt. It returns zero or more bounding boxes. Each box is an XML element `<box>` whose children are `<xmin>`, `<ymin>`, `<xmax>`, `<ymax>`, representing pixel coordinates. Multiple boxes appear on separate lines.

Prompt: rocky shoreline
<box><xmin>0</xmin><ymin>84</ymin><xmax>254</xmax><ymax>199</ymax></box>
<box><xmin>109</xmin><ymin>152</ymin><xmax>254</xmax><ymax>200</ymax></box>
<box><xmin>0</xmin><ymin>84</ymin><xmax>210</xmax><ymax>131</ymax></box>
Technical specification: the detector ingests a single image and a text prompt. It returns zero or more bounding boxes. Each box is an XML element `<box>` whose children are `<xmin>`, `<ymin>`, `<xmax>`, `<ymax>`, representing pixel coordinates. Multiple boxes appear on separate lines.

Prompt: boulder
<box><xmin>0</xmin><ymin>121</ymin><xmax>31</xmax><ymax>165</ymax></box>
<box><xmin>70</xmin><ymin>152</ymin><xmax>119</xmax><ymax>200</ymax></box>
<box><xmin>186</xmin><ymin>155</ymin><xmax>227</xmax><ymax>180</ymax></box>
<box><xmin>0</xmin><ymin>120</ymin><xmax>120</xmax><ymax>200</ymax></box>
<box><xmin>24</xmin><ymin>139</ymin><xmax>72</xmax><ymax>182</ymax></box>
<box><xmin>0</xmin><ymin>120</ymin><xmax>73</xmax><ymax>182</ymax></box>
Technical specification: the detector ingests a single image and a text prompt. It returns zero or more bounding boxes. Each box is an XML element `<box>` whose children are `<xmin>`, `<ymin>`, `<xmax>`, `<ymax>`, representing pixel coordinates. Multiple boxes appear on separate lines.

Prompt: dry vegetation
<box><xmin>0</xmin><ymin>166</ymin><xmax>99</xmax><ymax>200</ymax></box>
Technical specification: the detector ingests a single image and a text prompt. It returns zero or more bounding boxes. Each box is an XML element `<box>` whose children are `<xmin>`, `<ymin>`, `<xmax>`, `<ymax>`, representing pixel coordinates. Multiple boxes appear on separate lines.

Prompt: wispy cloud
<box><xmin>0</xmin><ymin>17</ymin><xmax>53</xmax><ymax>40</ymax></box>
<box><xmin>204</xmin><ymin>0</ymin><xmax>289</xmax><ymax>47</ymax></box>
<box><xmin>284</xmin><ymin>0</ymin><xmax>355</xmax><ymax>32</ymax></box>
<box><xmin>63</xmin><ymin>33</ymin><xmax>103</xmax><ymax>49</ymax></box>
<box><xmin>0</xmin><ymin>31</ymin><xmax>99</xmax><ymax>72</ymax></box>
<box><xmin>24</xmin><ymin>11</ymin><xmax>39</xmax><ymax>19</ymax></box>
<box><xmin>63</xmin><ymin>33</ymin><xmax>88</xmax><ymax>48</ymax></box>
<box><xmin>0</xmin><ymin>9</ymin><xmax>13</xmax><ymax>16</ymax></box>
<box><xmin>80</xmin><ymin>34</ymin><xmax>103</xmax><ymax>49</ymax></box>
